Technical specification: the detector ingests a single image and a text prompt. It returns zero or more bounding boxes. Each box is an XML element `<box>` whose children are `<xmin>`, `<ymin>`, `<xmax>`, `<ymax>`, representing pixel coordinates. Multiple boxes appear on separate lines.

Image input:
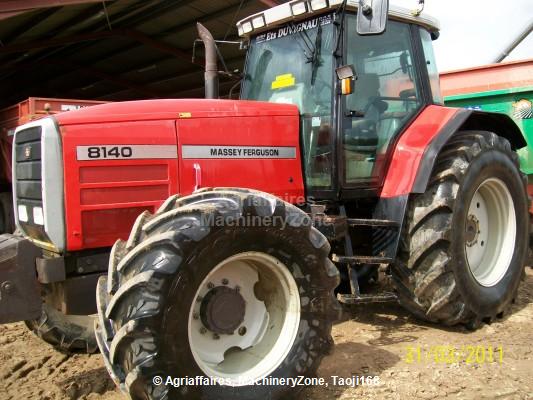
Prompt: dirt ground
<box><xmin>1</xmin><ymin>270</ymin><xmax>532</xmax><ymax>400</ymax></box>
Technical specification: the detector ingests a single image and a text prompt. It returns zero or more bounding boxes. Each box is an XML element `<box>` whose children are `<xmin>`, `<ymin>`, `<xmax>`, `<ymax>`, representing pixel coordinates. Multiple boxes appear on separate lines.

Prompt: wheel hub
<box><xmin>188</xmin><ymin>252</ymin><xmax>301</xmax><ymax>386</ymax></box>
<box><xmin>465</xmin><ymin>178</ymin><xmax>516</xmax><ymax>287</ymax></box>
<box><xmin>200</xmin><ymin>286</ymin><xmax>245</xmax><ymax>335</ymax></box>
<box><xmin>465</xmin><ymin>214</ymin><xmax>480</xmax><ymax>246</ymax></box>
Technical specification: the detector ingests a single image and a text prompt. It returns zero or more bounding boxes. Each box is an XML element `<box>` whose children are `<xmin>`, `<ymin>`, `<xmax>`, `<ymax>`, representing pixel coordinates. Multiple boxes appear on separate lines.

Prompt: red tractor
<box><xmin>0</xmin><ymin>97</ymin><xmax>107</xmax><ymax>234</ymax></box>
<box><xmin>0</xmin><ymin>1</ymin><xmax>529</xmax><ymax>399</ymax></box>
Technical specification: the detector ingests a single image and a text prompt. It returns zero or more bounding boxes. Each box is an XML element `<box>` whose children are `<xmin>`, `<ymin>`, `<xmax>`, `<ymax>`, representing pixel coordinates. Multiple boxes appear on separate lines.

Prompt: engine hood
<box><xmin>54</xmin><ymin>99</ymin><xmax>299</xmax><ymax>125</ymax></box>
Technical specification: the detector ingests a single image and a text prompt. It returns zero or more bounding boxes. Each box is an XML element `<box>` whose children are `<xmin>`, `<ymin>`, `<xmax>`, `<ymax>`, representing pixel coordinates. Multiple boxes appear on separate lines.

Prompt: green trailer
<box><xmin>441</xmin><ymin>59</ymin><xmax>533</xmax><ymax>176</ymax></box>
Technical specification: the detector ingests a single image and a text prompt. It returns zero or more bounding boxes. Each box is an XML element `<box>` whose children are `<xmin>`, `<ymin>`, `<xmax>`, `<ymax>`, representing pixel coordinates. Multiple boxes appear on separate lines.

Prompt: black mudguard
<box><xmin>0</xmin><ymin>234</ymin><xmax>42</xmax><ymax>324</ymax></box>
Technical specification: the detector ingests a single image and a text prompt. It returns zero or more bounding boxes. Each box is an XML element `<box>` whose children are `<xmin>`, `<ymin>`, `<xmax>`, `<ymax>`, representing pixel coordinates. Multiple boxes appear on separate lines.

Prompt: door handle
<box><xmin>193</xmin><ymin>163</ymin><xmax>202</xmax><ymax>192</ymax></box>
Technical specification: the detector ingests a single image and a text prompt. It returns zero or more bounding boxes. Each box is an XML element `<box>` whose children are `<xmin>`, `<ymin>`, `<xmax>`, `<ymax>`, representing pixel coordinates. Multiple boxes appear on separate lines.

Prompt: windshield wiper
<box><xmin>287</xmin><ymin>21</ymin><xmax>324</xmax><ymax>85</ymax></box>
<box><xmin>290</xmin><ymin>22</ymin><xmax>315</xmax><ymax>60</ymax></box>
<box><xmin>333</xmin><ymin>0</ymin><xmax>347</xmax><ymax>58</ymax></box>
<box><xmin>310</xmin><ymin>24</ymin><xmax>323</xmax><ymax>85</ymax></box>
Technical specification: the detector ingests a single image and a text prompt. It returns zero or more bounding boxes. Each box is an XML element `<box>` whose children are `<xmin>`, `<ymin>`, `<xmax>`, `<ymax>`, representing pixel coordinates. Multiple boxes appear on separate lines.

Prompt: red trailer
<box><xmin>0</xmin><ymin>97</ymin><xmax>107</xmax><ymax>233</ymax></box>
<box><xmin>440</xmin><ymin>59</ymin><xmax>533</xmax><ymax>97</ymax></box>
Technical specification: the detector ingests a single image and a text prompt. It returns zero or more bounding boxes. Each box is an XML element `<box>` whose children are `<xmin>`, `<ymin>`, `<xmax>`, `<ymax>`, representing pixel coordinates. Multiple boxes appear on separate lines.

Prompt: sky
<box><xmin>391</xmin><ymin>0</ymin><xmax>533</xmax><ymax>71</ymax></box>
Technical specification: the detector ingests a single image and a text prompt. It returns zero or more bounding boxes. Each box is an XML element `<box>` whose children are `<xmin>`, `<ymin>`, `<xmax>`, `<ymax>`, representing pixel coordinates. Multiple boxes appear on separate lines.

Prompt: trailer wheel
<box><xmin>393</xmin><ymin>131</ymin><xmax>529</xmax><ymax>328</ymax></box>
<box><xmin>25</xmin><ymin>303</ymin><xmax>97</xmax><ymax>353</ymax></box>
<box><xmin>95</xmin><ymin>189</ymin><xmax>340</xmax><ymax>400</ymax></box>
<box><xmin>0</xmin><ymin>192</ymin><xmax>14</xmax><ymax>234</ymax></box>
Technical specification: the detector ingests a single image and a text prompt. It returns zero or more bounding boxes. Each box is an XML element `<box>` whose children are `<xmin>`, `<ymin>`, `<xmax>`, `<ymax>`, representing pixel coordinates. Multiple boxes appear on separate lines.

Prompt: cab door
<box><xmin>340</xmin><ymin>17</ymin><xmax>426</xmax><ymax>192</ymax></box>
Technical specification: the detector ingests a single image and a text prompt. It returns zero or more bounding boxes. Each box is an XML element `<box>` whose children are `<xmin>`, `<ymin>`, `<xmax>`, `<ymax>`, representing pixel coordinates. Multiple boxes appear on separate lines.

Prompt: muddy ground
<box><xmin>1</xmin><ymin>270</ymin><xmax>532</xmax><ymax>400</ymax></box>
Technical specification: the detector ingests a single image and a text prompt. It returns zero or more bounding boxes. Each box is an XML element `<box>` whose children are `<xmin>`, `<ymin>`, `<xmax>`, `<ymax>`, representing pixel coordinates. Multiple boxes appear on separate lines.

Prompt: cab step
<box><xmin>332</xmin><ymin>254</ymin><xmax>393</xmax><ymax>265</ymax></box>
<box><xmin>337</xmin><ymin>292</ymin><xmax>398</xmax><ymax>304</ymax></box>
<box><xmin>346</xmin><ymin>218</ymin><xmax>399</xmax><ymax>228</ymax></box>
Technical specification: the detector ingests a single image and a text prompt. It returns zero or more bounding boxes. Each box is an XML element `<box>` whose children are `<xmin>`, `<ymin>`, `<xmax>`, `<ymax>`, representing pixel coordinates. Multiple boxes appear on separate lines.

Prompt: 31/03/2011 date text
<box><xmin>404</xmin><ymin>345</ymin><xmax>503</xmax><ymax>364</ymax></box>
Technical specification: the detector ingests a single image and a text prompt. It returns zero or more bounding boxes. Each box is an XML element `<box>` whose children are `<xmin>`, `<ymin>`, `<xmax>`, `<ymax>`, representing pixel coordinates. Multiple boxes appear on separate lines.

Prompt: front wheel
<box><xmin>96</xmin><ymin>189</ymin><xmax>340</xmax><ymax>400</ymax></box>
<box><xmin>392</xmin><ymin>131</ymin><xmax>529</xmax><ymax>328</ymax></box>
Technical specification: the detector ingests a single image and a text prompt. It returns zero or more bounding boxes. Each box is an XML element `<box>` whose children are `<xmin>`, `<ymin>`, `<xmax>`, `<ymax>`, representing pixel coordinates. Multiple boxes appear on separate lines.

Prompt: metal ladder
<box><xmin>333</xmin><ymin>213</ymin><xmax>399</xmax><ymax>304</ymax></box>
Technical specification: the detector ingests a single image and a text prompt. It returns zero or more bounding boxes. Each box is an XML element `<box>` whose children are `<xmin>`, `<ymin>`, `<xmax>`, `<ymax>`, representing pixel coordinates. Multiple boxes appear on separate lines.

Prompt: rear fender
<box><xmin>381</xmin><ymin>105</ymin><xmax>526</xmax><ymax>198</ymax></box>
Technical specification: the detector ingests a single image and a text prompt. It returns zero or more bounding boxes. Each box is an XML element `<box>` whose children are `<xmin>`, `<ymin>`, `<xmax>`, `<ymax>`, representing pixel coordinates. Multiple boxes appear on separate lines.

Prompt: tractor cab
<box><xmin>238</xmin><ymin>0</ymin><xmax>441</xmax><ymax>199</ymax></box>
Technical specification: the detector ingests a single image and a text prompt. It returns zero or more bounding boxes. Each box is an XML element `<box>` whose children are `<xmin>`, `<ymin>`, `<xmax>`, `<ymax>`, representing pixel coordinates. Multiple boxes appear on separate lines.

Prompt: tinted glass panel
<box><xmin>420</xmin><ymin>28</ymin><xmax>443</xmax><ymax>104</ymax></box>
<box><xmin>242</xmin><ymin>14</ymin><xmax>336</xmax><ymax>189</ymax></box>
<box><xmin>343</xmin><ymin>18</ymin><xmax>423</xmax><ymax>186</ymax></box>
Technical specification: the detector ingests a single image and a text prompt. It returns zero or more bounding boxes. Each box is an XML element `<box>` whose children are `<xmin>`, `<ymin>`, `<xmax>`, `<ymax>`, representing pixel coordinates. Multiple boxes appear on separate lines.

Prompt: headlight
<box><xmin>33</xmin><ymin>207</ymin><xmax>44</xmax><ymax>226</ymax></box>
<box><xmin>18</xmin><ymin>205</ymin><xmax>28</xmax><ymax>222</ymax></box>
<box><xmin>310</xmin><ymin>0</ymin><xmax>328</xmax><ymax>11</ymax></box>
<box><xmin>290</xmin><ymin>1</ymin><xmax>308</xmax><ymax>16</ymax></box>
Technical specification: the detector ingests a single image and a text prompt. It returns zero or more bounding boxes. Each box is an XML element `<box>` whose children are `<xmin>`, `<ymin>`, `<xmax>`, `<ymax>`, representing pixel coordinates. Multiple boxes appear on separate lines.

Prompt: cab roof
<box><xmin>237</xmin><ymin>0</ymin><xmax>440</xmax><ymax>38</ymax></box>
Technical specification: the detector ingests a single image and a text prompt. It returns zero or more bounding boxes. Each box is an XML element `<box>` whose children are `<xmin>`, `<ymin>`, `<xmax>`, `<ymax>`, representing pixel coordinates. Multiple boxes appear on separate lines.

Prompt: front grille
<box><xmin>14</xmin><ymin>126</ymin><xmax>49</xmax><ymax>243</ymax></box>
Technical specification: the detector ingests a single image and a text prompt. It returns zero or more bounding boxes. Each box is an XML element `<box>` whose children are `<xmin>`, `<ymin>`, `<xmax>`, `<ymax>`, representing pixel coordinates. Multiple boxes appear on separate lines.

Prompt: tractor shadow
<box><xmin>299</xmin><ymin>271</ymin><xmax>533</xmax><ymax>399</ymax></box>
<box><xmin>339</xmin><ymin>301</ymin><xmax>435</xmax><ymax>346</ymax></box>
<box><xmin>299</xmin><ymin>341</ymin><xmax>400</xmax><ymax>400</ymax></box>
<box><xmin>337</xmin><ymin>268</ymin><xmax>533</xmax><ymax>346</ymax></box>
<box><xmin>497</xmin><ymin>268</ymin><xmax>533</xmax><ymax>322</ymax></box>
<box><xmin>58</xmin><ymin>366</ymin><xmax>116</xmax><ymax>400</ymax></box>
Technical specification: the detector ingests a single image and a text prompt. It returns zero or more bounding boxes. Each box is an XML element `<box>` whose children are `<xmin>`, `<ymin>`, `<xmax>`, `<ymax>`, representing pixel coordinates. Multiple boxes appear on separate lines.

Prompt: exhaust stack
<box><xmin>196</xmin><ymin>23</ymin><xmax>219</xmax><ymax>99</ymax></box>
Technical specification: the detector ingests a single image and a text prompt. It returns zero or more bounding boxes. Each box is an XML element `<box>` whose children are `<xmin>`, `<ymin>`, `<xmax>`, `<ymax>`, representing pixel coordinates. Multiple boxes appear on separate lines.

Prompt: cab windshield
<box><xmin>241</xmin><ymin>13</ymin><xmax>336</xmax><ymax>189</ymax></box>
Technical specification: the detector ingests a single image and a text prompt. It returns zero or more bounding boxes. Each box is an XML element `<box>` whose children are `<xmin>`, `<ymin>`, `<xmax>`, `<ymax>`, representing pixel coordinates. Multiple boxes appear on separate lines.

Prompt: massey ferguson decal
<box><xmin>181</xmin><ymin>145</ymin><xmax>297</xmax><ymax>159</ymax></box>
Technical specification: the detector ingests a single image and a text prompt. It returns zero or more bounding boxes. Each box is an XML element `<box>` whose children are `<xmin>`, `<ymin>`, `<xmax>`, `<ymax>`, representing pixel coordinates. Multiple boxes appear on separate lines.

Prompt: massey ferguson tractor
<box><xmin>0</xmin><ymin>0</ymin><xmax>530</xmax><ymax>399</ymax></box>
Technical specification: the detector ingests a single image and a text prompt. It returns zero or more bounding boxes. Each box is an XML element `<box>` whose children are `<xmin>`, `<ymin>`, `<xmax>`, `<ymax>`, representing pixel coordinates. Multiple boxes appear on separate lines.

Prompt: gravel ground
<box><xmin>1</xmin><ymin>269</ymin><xmax>531</xmax><ymax>400</ymax></box>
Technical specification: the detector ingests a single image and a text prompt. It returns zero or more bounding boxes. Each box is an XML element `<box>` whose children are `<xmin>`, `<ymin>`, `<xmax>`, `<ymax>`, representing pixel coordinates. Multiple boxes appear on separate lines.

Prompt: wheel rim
<box><xmin>465</xmin><ymin>178</ymin><xmax>516</xmax><ymax>287</ymax></box>
<box><xmin>188</xmin><ymin>251</ymin><xmax>301</xmax><ymax>386</ymax></box>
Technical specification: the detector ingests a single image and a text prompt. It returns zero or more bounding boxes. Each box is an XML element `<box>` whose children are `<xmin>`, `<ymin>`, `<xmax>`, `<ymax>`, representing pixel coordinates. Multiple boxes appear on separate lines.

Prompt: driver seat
<box><xmin>344</xmin><ymin>73</ymin><xmax>386</xmax><ymax>181</ymax></box>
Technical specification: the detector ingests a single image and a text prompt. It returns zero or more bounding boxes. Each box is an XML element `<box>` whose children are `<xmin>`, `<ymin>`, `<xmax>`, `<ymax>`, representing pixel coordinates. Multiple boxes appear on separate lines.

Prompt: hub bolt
<box><xmin>207</xmin><ymin>282</ymin><xmax>215</xmax><ymax>289</ymax></box>
<box><xmin>222</xmin><ymin>278</ymin><xmax>229</xmax><ymax>285</ymax></box>
<box><xmin>193</xmin><ymin>313</ymin><xmax>199</xmax><ymax>320</ymax></box>
<box><xmin>196</xmin><ymin>296</ymin><xmax>203</xmax><ymax>303</ymax></box>
<box><xmin>238</xmin><ymin>326</ymin><xmax>247</xmax><ymax>336</ymax></box>
<box><xmin>200</xmin><ymin>327</ymin><xmax>207</xmax><ymax>334</ymax></box>
<box><xmin>213</xmin><ymin>333</ymin><xmax>220</xmax><ymax>340</ymax></box>
<box><xmin>2</xmin><ymin>281</ymin><xmax>13</xmax><ymax>293</ymax></box>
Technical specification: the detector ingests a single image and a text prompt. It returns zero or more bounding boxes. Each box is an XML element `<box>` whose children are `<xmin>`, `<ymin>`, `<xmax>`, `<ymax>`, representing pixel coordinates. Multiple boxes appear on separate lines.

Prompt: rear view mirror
<box><xmin>336</xmin><ymin>65</ymin><xmax>355</xmax><ymax>80</ymax></box>
<box><xmin>356</xmin><ymin>0</ymin><xmax>389</xmax><ymax>35</ymax></box>
<box><xmin>336</xmin><ymin>65</ymin><xmax>356</xmax><ymax>95</ymax></box>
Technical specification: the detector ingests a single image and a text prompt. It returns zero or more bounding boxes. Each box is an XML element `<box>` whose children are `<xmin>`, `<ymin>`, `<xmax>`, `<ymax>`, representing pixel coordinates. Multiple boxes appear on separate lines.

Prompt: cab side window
<box><xmin>343</xmin><ymin>19</ymin><xmax>423</xmax><ymax>185</ymax></box>
<box><xmin>420</xmin><ymin>28</ymin><xmax>443</xmax><ymax>104</ymax></box>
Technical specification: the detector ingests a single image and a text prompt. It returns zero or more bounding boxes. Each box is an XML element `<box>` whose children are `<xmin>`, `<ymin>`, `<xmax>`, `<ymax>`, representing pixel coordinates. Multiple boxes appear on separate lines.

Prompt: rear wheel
<box><xmin>392</xmin><ymin>131</ymin><xmax>528</xmax><ymax>328</ymax></box>
<box><xmin>96</xmin><ymin>188</ymin><xmax>340</xmax><ymax>400</ymax></box>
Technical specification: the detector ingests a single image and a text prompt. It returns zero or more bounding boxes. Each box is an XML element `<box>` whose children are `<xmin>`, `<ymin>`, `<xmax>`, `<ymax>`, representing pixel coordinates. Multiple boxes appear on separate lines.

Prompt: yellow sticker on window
<box><xmin>271</xmin><ymin>74</ymin><xmax>296</xmax><ymax>89</ymax></box>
